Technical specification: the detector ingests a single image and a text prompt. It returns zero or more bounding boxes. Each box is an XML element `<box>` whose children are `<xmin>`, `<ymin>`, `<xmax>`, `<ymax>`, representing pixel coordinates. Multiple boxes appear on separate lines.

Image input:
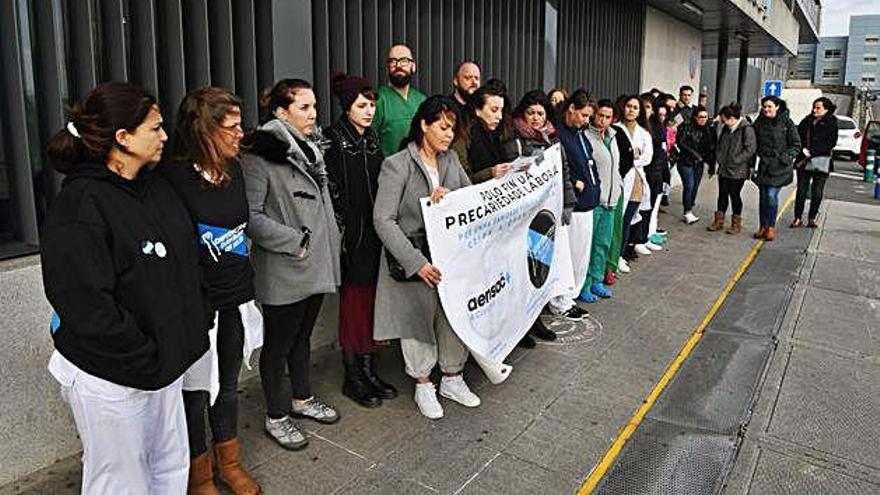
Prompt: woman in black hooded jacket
<box><xmin>791</xmin><ymin>97</ymin><xmax>838</xmax><ymax>228</ymax></box>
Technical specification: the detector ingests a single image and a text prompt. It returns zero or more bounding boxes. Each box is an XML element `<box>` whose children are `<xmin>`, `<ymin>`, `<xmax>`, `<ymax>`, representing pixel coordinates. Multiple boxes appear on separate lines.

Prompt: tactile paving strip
<box><xmin>647</xmin><ymin>333</ymin><xmax>773</xmax><ymax>435</ymax></box>
<box><xmin>594</xmin><ymin>419</ymin><xmax>737</xmax><ymax>495</ymax></box>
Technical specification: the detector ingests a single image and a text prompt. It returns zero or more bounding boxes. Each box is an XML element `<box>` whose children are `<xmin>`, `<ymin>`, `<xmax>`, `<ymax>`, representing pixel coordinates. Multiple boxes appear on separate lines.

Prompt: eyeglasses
<box><xmin>387</xmin><ymin>57</ymin><xmax>414</xmax><ymax>67</ymax></box>
<box><xmin>696</xmin><ymin>115</ymin><xmax>709</xmax><ymax>119</ymax></box>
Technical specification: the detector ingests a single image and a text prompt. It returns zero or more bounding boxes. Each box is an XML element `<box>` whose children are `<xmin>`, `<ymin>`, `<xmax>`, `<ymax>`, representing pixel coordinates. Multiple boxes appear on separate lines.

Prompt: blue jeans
<box><xmin>679</xmin><ymin>164</ymin><xmax>704</xmax><ymax>213</ymax></box>
<box><xmin>759</xmin><ymin>186</ymin><xmax>781</xmax><ymax>227</ymax></box>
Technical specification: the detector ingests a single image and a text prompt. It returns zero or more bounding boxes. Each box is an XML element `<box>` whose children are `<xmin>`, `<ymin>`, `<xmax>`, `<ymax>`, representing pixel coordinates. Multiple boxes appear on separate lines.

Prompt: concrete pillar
<box><xmin>715</xmin><ymin>34</ymin><xmax>729</xmax><ymax>114</ymax></box>
<box><xmin>737</xmin><ymin>40</ymin><xmax>750</xmax><ymax>105</ymax></box>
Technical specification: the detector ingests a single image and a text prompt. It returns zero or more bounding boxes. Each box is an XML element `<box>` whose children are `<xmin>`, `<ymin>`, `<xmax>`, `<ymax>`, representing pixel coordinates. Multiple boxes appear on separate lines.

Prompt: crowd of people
<box><xmin>39</xmin><ymin>43</ymin><xmax>838</xmax><ymax>494</ymax></box>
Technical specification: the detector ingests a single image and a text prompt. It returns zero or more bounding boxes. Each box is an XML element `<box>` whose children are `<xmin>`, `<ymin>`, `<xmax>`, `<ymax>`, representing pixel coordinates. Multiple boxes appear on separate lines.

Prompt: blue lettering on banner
<box><xmin>527</xmin><ymin>229</ymin><xmax>555</xmax><ymax>267</ymax></box>
<box><xmin>198</xmin><ymin>222</ymin><xmax>249</xmax><ymax>261</ymax></box>
<box><xmin>50</xmin><ymin>312</ymin><xmax>61</xmax><ymax>335</ymax></box>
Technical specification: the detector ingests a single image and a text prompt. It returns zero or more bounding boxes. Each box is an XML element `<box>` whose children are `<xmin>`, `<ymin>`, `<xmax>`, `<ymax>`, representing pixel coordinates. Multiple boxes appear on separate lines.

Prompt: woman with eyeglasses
<box><xmin>162</xmin><ymin>87</ymin><xmax>262</xmax><ymax>494</ymax></box>
<box><xmin>242</xmin><ymin>79</ymin><xmax>342</xmax><ymax>451</ymax></box>
<box><xmin>675</xmin><ymin>106</ymin><xmax>717</xmax><ymax>225</ymax></box>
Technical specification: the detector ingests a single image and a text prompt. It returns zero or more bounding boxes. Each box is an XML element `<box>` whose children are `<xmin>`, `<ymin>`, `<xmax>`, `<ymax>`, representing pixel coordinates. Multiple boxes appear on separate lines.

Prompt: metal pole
<box><xmin>715</xmin><ymin>34</ymin><xmax>729</xmax><ymax>114</ymax></box>
<box><xmin>737</xmin><ymin>39</ymin><xmax>750</xmax><ymax>105</ymax></box>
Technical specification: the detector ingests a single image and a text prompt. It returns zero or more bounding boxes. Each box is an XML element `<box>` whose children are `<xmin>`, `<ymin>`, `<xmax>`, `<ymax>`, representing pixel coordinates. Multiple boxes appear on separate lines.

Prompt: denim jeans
<box><xmin>679</xmin><ymin>164</ymin><xmax>704</xmax><ymax>213</ymax></box>
<box><xmin>183</xmin><ymin>306</ymin><xmax>245</xmax><ymax>457</ymax></box>
<box><xmin>759</xmin><ymin>186</ymin><xmax>781</xmax><ymax>227</ymax></box>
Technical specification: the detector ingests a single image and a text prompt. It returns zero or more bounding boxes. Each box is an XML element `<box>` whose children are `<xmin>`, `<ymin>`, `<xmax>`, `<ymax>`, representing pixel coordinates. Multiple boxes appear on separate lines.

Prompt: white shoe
<box><xmin>645</xmin><ymin>241</ymin><xmax>663</xmax><ymax>251</ymax></box>
<box><xmin>618</xmin><ymin>257</ymin><xmax>631</xmax><ymax>273</ymax></box>
<box><xmin>439</xmin><ymin>375</ymin><xmax>481</xmax><ymax>408</ymax></box>
<box><xmin>414</xmin><ymin>382</ymin><xmax>444</xmax><ymax>419</ymax></box>
<box><xmin>635</xmin><ymin>244</ymin><xmax>652</xmax><ymax>256</ymax></box>
<box><xmin>683</xmin><ymin>212</ymin><xmax>699</xmax><ymax>224</ymax></box>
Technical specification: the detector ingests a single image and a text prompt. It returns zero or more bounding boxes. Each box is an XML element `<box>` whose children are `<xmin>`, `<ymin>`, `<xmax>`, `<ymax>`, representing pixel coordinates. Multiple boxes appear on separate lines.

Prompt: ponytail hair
<box><xmin>259</xmin><ymin>79</ymin><xmax>312</xmax><ymax>123</ymax></box>
<box><xmin>47</xmin><ymin>81</ymin><xmax>157</xmax><ymax>172</ymax></box>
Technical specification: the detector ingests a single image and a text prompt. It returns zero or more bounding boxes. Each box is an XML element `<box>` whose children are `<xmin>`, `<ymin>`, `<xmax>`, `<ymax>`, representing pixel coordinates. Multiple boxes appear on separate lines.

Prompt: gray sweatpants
<box><xmin>400</xmin><ymin>305</ymin><xmax>469</xmax><ymax>379</ymax></box>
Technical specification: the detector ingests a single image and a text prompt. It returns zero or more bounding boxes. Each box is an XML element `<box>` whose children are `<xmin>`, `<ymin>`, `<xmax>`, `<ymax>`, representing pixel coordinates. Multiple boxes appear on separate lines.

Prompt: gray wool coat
<box><xmin>241</xmin><ymin>119</ymin><xmax>341</xmax><ymax>306</ymax></box>
<box><xmin>373</xmin><ymin>142</ymin><xmax>471</xmax><ymax>342</ymax></box>
<box><xmin>716</xmin><ymin>119</ymin><xmax>757</xmax><ymax>180</ymax></box>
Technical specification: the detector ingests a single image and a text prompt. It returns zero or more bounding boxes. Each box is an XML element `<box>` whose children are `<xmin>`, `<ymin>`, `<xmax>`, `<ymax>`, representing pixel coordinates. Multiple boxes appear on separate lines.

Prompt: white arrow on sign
<box><xmin>769</xmin><ymin>83</ymin><xmax>779</xmax><ymax>95</ymax></box>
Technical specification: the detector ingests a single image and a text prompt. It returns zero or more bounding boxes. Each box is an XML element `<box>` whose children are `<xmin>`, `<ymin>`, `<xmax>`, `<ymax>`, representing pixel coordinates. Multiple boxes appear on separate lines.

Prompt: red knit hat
<box><xmin>331</xmin><ymin>71</ymin><xmax>373</xmax><ymax>111</ymax></box>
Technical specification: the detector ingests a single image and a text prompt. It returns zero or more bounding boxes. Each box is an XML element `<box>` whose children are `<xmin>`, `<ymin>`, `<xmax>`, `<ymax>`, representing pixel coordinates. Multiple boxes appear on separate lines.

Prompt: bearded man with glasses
<box><xmin>372</xmin><ymin>44</ymin><xmax>427</xmax><ymax>156</ymax></box>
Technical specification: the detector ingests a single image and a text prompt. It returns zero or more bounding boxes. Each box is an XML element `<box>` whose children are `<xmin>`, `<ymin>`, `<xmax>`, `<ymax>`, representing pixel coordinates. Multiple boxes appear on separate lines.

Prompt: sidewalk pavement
<box><xmin>722</xmin><ymin>197</ymin><xmax>880</xmax><ymax>494</ymax></box>
<box><xmin>1</xmin><ymin>176</ymin><xmax>803</xmax><ymax>495</ymax></box>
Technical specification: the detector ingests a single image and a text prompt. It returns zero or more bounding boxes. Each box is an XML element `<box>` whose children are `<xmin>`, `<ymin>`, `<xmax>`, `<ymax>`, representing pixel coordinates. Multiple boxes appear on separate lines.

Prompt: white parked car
<box><xmin>834</xmin><ymin>116</ymin><xmax>862</xmax><ymax>161</ymax></box>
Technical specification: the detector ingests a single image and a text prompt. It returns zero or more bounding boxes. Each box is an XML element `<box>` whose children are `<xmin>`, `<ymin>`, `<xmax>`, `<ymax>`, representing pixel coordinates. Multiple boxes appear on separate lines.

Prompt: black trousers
<box><xmin>183</xmin><ymin>306</ymin><xmax>245</xmax><ymax>457</ymax></box>
<box><xmin>794</xmin><ymin>169</ymin><xmax>828</xmax><ymax>220</ymax></box>
<box><xmin>260</xmin><ymin>294</ymin><xmax>325</xmax><ymax>419</ymax></box>
<box><xmin>717</xmin><ymin>177</ymin><xmax>746</xmax><ymax>215</ymax></box>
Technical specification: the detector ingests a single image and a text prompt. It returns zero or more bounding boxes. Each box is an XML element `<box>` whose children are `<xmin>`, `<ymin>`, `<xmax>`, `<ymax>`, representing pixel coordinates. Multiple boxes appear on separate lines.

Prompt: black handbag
<box><xmin>386</xmin><ymin>232</ymin><xmax>431</xmax><ymax>282</ymax></box>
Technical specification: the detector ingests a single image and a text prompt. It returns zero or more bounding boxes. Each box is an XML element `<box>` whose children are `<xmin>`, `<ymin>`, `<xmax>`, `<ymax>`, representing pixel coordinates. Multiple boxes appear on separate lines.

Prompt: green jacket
<box><xmin>753</xmin><ymin>107</ymin><xmax>801</xmax><ymax>187</ymax></box>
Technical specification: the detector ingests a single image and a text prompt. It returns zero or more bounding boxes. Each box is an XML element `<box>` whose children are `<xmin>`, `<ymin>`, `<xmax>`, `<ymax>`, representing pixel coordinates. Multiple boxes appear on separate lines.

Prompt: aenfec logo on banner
<box><xmin>421</xmin><ymin>145</ymin><xmax>565</xmax><ymax>362</ymax></box>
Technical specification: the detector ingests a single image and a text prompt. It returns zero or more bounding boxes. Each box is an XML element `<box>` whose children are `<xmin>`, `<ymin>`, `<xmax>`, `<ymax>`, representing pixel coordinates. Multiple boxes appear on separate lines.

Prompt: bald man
<box><xmin>372</xmin><ymin>44</ymin><xmax>427</xmax><ymax>156</ymax></box>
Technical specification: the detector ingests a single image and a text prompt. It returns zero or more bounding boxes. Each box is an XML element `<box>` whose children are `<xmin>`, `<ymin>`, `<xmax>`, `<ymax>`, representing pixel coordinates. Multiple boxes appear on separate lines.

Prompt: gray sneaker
<box><xmin>264</xmin><ymin>416</ymin><xmax>309</xmax><ymax>450</ymax></box>
<box><xmin>292</xmin><ymin>397</ymin><xmax>340</xmax><ymax>424</ymax></box>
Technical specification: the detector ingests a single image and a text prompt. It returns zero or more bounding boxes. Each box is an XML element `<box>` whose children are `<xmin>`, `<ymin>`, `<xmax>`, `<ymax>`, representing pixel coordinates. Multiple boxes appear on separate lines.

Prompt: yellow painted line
<box><xmin>578</xmin><ymin>190</ymin><xmax>796</xmax><ymax>494</ymax></box>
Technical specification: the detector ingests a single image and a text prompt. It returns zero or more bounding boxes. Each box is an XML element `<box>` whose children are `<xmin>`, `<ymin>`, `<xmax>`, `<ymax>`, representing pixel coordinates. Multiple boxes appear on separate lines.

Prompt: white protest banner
<box><xmin>421</xmin><ymin>144</ymin><xmax>565</xmax><ymax>362</ymax></box>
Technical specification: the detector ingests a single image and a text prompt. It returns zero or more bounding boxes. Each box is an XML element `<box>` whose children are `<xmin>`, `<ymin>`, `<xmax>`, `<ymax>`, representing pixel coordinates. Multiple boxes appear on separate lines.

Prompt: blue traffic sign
<box><xmin>763</xmin><ymin>80</ymin><xmax>782</xmax><ymax>97</ymax></box>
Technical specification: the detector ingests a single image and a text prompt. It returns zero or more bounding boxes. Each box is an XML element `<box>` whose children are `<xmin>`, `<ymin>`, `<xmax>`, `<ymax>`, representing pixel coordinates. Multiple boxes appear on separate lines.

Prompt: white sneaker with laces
<box><xmin>618</xmin><ymin>257</ymin><xmax>631</xmax><ymax>273</ymax></box>
<box><xmin>414</xmin><ymin>382</ymin><xmax>443</xmax><ymax>419</ymax></box>
<box><xmin>684</xmin><ymin>212</ymin><xmax>700</xmax><ymax>224</ymax></box>
<box><xmin>645</xmin><ymin>241</ymin><xmax>663</xmax><ymax>251</ymax></box>
<box><xmin>439</xmin><ymin>375</ymin><xmax>481</xmax><ymax>408</ymax></box>
<box><xmin>635</xmin><ymin>244</ymin><xmax>652</xmax><ymax>256</ymax></box>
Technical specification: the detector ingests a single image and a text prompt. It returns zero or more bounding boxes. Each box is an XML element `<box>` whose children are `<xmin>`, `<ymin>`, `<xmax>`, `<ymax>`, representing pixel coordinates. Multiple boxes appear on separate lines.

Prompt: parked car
<box><xmin>858</xmin><ymin>120</ymin><xmax>880</xmax><ymax>170</ymax></box>
<box><xmin>833</xmin><ymin>116</ymin><xmax>862</xmax><ymax>161</ymax></box>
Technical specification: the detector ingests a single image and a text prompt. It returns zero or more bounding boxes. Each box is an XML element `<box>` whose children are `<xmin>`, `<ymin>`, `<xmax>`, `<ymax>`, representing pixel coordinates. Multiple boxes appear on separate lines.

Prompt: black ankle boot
<box><xmin>360</xmin><ymin>353</ymin><xmax>398</xmax><ymax>399</ymax></box>
<box><xmin>529</xmin><ymin>318</ymin><xmax>557</xmax><ymax>341</ymax></box>
<box><xmin>342</xmin><ymin>351</ymin><xmax>381</xmax><ymax>408</ymax></box>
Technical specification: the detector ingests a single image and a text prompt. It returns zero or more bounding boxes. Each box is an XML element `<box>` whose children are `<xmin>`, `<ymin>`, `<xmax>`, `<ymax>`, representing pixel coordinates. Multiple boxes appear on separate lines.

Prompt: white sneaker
<box><xmin>439</xmin><ymin>375</ymin><xmax>481</xmax><ymax>408</ymax></box>
<box><xmin>645</xmin><ymin>241</ymin><xmax>663</xmax><ymax>251</ymax></box>
<box><xmin>414</xmin><ymin>382</ymin><xmax>444</xmax><ymax>419</ymax></box>
<box><xmin>635</xmin><ymin>244</ymin><xmax>652</xmax><ymax>256</ymax></box>
<box><xmin>618</xmin><ymin>257</ymin><xmax>631</xmax><ymax>273</ymax></box>
<box><xmin>683</xmin><ymin>212</ymin><xmax>700</xmax><ymax>224</ymax></box>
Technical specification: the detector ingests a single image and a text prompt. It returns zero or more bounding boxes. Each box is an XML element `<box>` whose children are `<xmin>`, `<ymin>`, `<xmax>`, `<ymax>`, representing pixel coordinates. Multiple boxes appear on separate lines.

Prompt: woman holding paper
<box><xmin>162</xmin><ymin>87</ymin><xmax>262</xmax><ymax>494</ymax></box>
<box><xmin>373</xmin><ymin>96</ymin><xmax>481</xmax><ymax>420</ymax></box>
<box><xmin>791</xmin><ymin>97</ymin><xmax>838</xmax><ymax>228</ymax></box>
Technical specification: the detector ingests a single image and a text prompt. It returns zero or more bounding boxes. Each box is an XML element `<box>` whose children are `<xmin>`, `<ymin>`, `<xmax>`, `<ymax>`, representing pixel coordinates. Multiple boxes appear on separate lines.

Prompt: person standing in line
<box><xmin>41</xmin><ymin>81</ymin><xmax>207</xmax><ymax>494</ymax></box>
<box><xmin>614</xmin><ymin>96</ymin><xmax>656</xmax><ymax>269</ymax></box>
<box><xmin>582</xmin><ymin>100</ymin><xmax>622</xmax><ymax>301</ymax></box>
<box><xmin>791</xmin><ymin>97</ymin><xmax>838</xmax><ymax>228</ymax></box>
<box><xmin>752</xmin><ymin>95</ymin><xmax>801</xmax><ymax>241</ymax></box>
<box><xmin>450</xmin><ymin>60</ymin><xmax>481</xmax><ymax>113</ymax></box>
<box><xmin>640</xmin><ymin>96</ymin><xmax>669</xmax><ymax>247</ymax></box>
<box><xmin>676</xmin><ymin>106</ymin><xmax>717</xmax><ymax>224</ymax></box>
<box><xmin>673</xmin><ymin>85</ymin><xmax>695</xmax><ymax>123</ymax></box>
<box><xmin>453</xmin><ymin>83</ymin><xmax>556</xmax><ymax>346</ymax></box>
<box><xmin>373</xmin><ymin>96</ymin><xmax>481</xmax><ymax>420</ymax></box>
<box><xmin>242</xmin><ymin>79</ymin><xmax>342</xmax><ymax>451</ymax></box>
<box><xmin>707</xmin><ymin>103</ymin><xmax>757</xmax><ymax>235</ymax></box>
<box><xmin>163</xmin><ymin>88</ymin><xmax>262</xmax><ymax>495</ymax></box>
<box><xmin>513</xmin><ymin>90</ymin><xmax>589</xmax><ymax>320</ymax></box>
<box><xmin>548</xmin><ymin>87</ymin><xmax>570</xmax><ymax>114</ymax></box>
<box><xmin>372</xmin><ymin>44</ymin><xmax>427</xmax><ymax>156</ymax></box>
<box><xmin>324</xmin><ymin>72</ymin><xmax>398</xmax><ymax>408</ymax></box>
<box><xmin>556</xmin><ymin>90</ymin><xmax>603</xmax><ymax>304</ymax></box>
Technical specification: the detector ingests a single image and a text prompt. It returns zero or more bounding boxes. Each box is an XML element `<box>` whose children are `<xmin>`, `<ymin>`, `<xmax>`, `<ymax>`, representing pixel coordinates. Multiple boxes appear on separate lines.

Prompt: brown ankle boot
<box><xmin>188</xmin><ymin>453</ymin><xmax>221</xmax><ymax>495</ymax></box>
<box><xmin>707</xmin><ymin>211</ymin><xmax>725</xmax><ymax>231</ymax></box>
<box><xmin>214</xmin><ymin>439</ymin><xmax>262</xmax><ymax>495</ymax></box>
<box><xmin>727</xmin><ymin>215</ymin><xmax>742</xmax><ymax>235</ymax></box>
<box><xmin>753</xmin><ymin>226</ymin><xmax>766</xmax><ymax>239</ymax></box>
<box><xmin>764</xmin><ymin>226</ymin><xmax>777</xmax><ymax>241</ymax></box>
